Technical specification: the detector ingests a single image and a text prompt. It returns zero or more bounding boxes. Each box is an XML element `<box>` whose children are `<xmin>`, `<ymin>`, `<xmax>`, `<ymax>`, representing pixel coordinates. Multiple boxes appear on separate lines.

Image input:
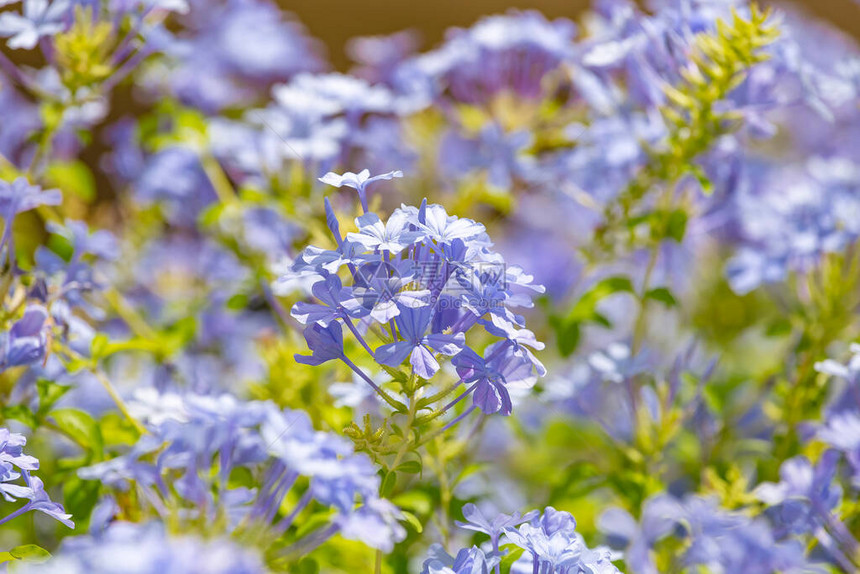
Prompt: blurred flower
<box><xmin>0</xmin><ymin>0</ymin><xmax>71</xmax><ymax>50</ymax></box>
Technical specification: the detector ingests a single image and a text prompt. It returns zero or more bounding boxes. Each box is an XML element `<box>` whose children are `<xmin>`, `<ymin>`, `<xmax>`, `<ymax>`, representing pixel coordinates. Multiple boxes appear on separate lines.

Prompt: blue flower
<box><xmin>21</xmin><ymin>521</ymin><xmax>264</xmax><ymax>574</ymax></box>
<box><xmin>0</xmin><ymin>0</ymin><xmax>71</xmax><ymax>50</ymax></box>
<box><xmin>285</xmin><ymin>179</ymin><xmax>545</xmax><ymax>416</ymax></box>
<box><xmin>80</xmin><ymin>391</ymin><xmax>404</xmax><ymax>553</ymax></box>
<box><xmin>375</xmin><ymin>304</ymin><xmax>465</xmax><ymax>379</ymax></box>
<box><xmin>755</xmin><ymin>452</ymin><xmax>844</xmax><ymax>537</ymax></box>
<box><xmin>134</xmin><ymin>147</ymin><xmax>216</xmax><ymax>226</ymax></box>
<box><xmin>295</xmin><ymin>322</ymin><xmax>346</xmax><ymax>366</ymax></box>
<box><xmin>347</xmin><ymin>211</ymin><xmax>424</xmax><ymax>254</ymax></box>
<box><xmin>0</xmin><ymin>177</ymin><xmax>62</xmax><ymax>255</ymax></box>
<box><xmin>602</xmin><ymin>493</ymin><xmax>815</xmax><ymax>574</ymax></box>
<box><xmin>0</xmin><ymin>427</ymin><xmax>72</xmax><ymax>528</ymax></box>
<box><xmin>455</xmin><ymin>503</ymin><xmax>538</xmax><ymax>553</ymax></box>
<box><xmin>818</xmin><ymin>412</ymin><xmax>860</xmax><ymax>487</ymax></box>
<box><xmin>1</xmin><ymin>305</ymin><xmax>49</xmax><ymax>370</ymax></box>
<box><xmin>395</xmin><ymin>11</ymin><xmax>576</xmax><ymax>104</ymax></box>
<box><xmin>320</xmin><ymin>169</ymin><xmax>403</xmax><ymax>212</ymax></box>
<box><xmin>452</xmin><ymin>342</ymin><xmax>539</xmax><ymax>415</ymax></box>
<box><xmin>440</xmin><ymin>124</ymin><xmax>534</xmax><ymax>190</ymax></box>
<box><xmin>503</xmin><ymin>507</ymin><xmax>620</xmax><ymax>574</ymax></box>
<box><xmin>421</xmin><ymin>545</ymin><xmax>499</xmax><ymax>574</ymax></box>
<box><xmin>291</xmin><ymin>274</ymin><xmax>356</xmax><ymax>327</ymax></box>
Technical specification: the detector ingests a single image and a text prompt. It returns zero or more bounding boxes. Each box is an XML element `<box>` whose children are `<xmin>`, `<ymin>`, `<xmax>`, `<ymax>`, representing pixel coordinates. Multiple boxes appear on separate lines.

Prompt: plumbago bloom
<box><xmin>281</xmin><ymin>169</ymin><xmax>546</xmax><ymax>420</ymax></box>
<box><xmin>598</xmin><ymin>495</ymin><xmax>814</xmax><ymax>574</ymax></box>
<box><xmin>77</xmin><ymin>389</ymin><xmax>405</xmax><ymax>554</ymax></box>
<box><xmin>815</xmin><ymin>345</ymin><xmax>860</xmax><ymax>487</ymax></box>
<box><xmin>425</xmin><ymin>505</ymin><xmax>619</xmax><ymax>574</ymax></box>
<box><xmin>20</xmin><ymin>521</ymin><xmax>265</xmax><ymax>574</ymax></box>
<box><xmin>0</xmin><ymin>428</ymin><xmax>73</xmax><ymax>528</ymax></box>
<box><xmin>391</xmin><ymin>10</ymin><xmax>577</xmax><ymax>104</ymax></box>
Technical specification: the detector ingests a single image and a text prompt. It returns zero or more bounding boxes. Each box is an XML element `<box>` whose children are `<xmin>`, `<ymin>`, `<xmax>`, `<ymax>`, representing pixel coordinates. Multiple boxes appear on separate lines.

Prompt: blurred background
<box><xmin>282</xmin><ymin>0</ymin><xmax>860</xmax><ymax>69</ymax></box>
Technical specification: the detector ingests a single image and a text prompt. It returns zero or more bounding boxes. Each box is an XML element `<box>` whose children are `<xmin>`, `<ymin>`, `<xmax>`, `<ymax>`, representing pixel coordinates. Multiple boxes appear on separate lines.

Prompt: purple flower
<box><xmin>347</xmin><ymin>210</ymin><xmax>424</xmax><ymax>254</ymax></box>
<box><xmin>134</xmin><ymin>147</ymin><xmax>216</xmax><ymax>226</ymax></box>
<box><xmin>416</xmin><ymin>203</ymin><xmax>487</xmax><ymax>245</ymax></box>
<box><xmin>0</xmin><ymin>428</ymin><xmax>72</xmax><ymax>528</ymax></box>
<box><xmin>421</xmin><ymin>545</ymin><xmax>499</xmax><ymax>574</ymax></box>
<box><xmin>0</xmin><ymin>178</ymin><xmax>62</xmax><ymax>254</ymax></box>
<box><xmin>24</xmin><ymin>475</ymin><xmax>74</xmax><ymax>528</ymax></box>
<box><xmin>755</xmin><ymin>452</ymin><xmax>844</xmax><ymax>537</ymax></box>
<box><xmin>22</xmin><ymin>521</ymin><xmax>264</xmax><ymax>574</ymax></box>
<box><xmin>1</xmin><ymin>305</ymin><xmax>50</xmax><ymax>370</ymax></box>
<box><xmin>452</xmin><ymin>342</ymin><xmax>539</xmax><ymax>416</ymax></box>
<box><xmin>440</xmin><ymin>124</ymin><xmax>534</xmax><ymax>190</ymax></box>
<box><xmin>295</xmin><ymin>322</ymin><xmax>346</xmax><ymax>366</ymax></box>
<box><xmin>0</xmin><ymin>0</ymin><xmax>71</xmax><ymax>50</ymax></box>
<box><xmin>818</xmin><ymin>412</ymin><xmax>860</xmax><ymax>486</ymax></box>
<box><xmin>456</xmin><ymin>503</ymin><xmax>538</xmax><ymax>552</ymax></box>
<box><xmin>502</xmin><ymin>507</ymin><xmax>620</xmax><ymax>574</ymax></box>
<box><xmin>375</xmin><ymin>305</ymin><xmax>464</xmax><ymax>379</ymax></box>
<box><xmin>291</xmin><ymin>274</ymin><xmax>356</xmax><ymax>327</ymax></box>
<box><xmin>319</xmin><ymin>169</ymin><xmax>403</xmax><ymax>212</ymax></box>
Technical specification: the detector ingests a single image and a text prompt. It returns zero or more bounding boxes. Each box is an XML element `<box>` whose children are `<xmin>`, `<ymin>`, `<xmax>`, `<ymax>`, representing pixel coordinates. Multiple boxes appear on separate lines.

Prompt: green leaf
<box><xmin>50</xmin><ymin>408</ymin><xmax>103</xmax><ymax>457</ymax></box>
<box><xmin>99</xmin><ymin>412</ymin><xmax>140</xmax><ymax>447</ymax></box>
<box><xmin>644</xmin><ymin>287</ymin><xmax>678</xmax><ymax>308</ymax></box>
<box><xmin>499</xmin><ymin>546</ymin><xmax>525</xmax><ymax>570</ymax></box>
<box><xmin>9</xmin><ymin>545</ymin><xmax>51</xmax><ymax>563</ymax></box>
<box><xmin>46</xmin><ymin>161</ymin><xmax>95</xmax><ymax>202</ymax></box>
<box><xmin>665</xmin><ymin>209</ymin><xmax>688</xmax><ymax>243</ymax></box>
<box><xmin>35</xmin><ymin>379</ymin><xmax>71</xmax><ymax>414</ymax></box>
<box><xmin>90</xmin><ymin>333</ymin><xmax>110</xmax><ymax>361</ymax></box>
<box><xmin>395</xmin><ymin>460</ymin><xmax>422</xmax><ymax>475</ymax></box>
<box><xmin>554</xmin><ymin>275</ymin><xmax>633</xmax><ymax>357</ymax></box>
<box><xmin>765</xmin><ymin>317</ymin><xmax>793</xmax><ymax>337</ymax></box>
<box><xmin>556</xmin><ymin>320</ymin><xmax>581</xmax><ymax>357</ymax></box>
<box><xmin>381</xmin><ymin>470</ymin><xmax>397</xmax><ymax>498</ymax></box>
<box><xmin>291</xmin><ymin>558</ymin><xmax>320</xmax><ymax>574</ymax></box>
<box><xmin>401</xmin><ymin>510</ymin><xmax>423</xmax><ymax>533</ymax></box>
<box><xmin>1</xmin><ymin>404</ymin><xmax>38</xmax><ymax>428</ymax></box>
<box><xmin>226</xmin><ymin>293</ymin><xmax>248</xmax><ymax>311</ymax></box>
<box><xmin>379</xmin><ymin>365</ymin><xmax>409</xmax><ymax>384</ymax></box>
<box><xmin>63</xmin><ymin>476</ymin><xmax>100</xmax><ymax>526</ymax></box>
<box><xmin>391</xmin><ymin>491</ymin><xmax>432</xmax><ymax>515</ymax></box>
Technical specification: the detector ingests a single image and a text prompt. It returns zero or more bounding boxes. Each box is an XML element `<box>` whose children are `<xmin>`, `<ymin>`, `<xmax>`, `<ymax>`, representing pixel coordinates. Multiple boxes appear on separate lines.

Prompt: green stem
<box><xmin>201</xmin><ymin>154</ymin><xmax>239</xmax><ymax>205</ymax></box>
<box><xmin>631</xmin><ymin>245</ymin><xmax>659</xmax><ymax>355</ymax></box>
<box><xmin>93</xmin><ymin>368</ymin><xmax>148</xmax><ymax>436</ymax></box>
<box><xmin>104</xmin><ymin>288</ymin><xmax>160</xmax><ymax>342</ymax></box>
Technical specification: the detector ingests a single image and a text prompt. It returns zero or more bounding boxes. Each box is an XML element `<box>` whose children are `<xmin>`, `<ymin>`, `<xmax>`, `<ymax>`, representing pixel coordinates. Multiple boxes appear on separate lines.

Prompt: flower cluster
<box><xmin>20</xmin><ymin>521</ymin><xmax>265</xmax><ymax>574</ymax></box>
<box><xmin>284</xmin><ymin>169</ymin><xmax>546</xmax><ymax>418</ymax></box>
<box><xmin>424</xmin><ymin>505</ymin><xmax>618</xmax><ymax>574</ymax></box>
<box><xmin>78</xmin><ymin>389</ymin><xmax>405</xmax><ymax>554</ymax></box>
<box><xmin>0</xmin><ymin>428</ymin><xmax>72</xmax><ymax>529</ymax></box>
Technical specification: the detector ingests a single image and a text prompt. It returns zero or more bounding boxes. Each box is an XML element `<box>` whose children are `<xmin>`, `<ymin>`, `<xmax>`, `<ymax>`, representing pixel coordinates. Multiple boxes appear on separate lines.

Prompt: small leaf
<box><xmin>556</xmin><ymin>320</ymin><xmax>581</xmax><ymax>357</ymax></box>
<box><xmin>46</xmin><ymin>161</ymin><xmax>95</xmax><ymax>202</ymax></box>
<box><xmin>50</xmin><ymin>408</ymin><xmax>103</xmax><ymax>457</ymax></box>
<box><xmin>665</xmin><ymin>209</ymin><xmax>688</xmax><ymax>243</ymax></box>
<box><xmin>395</xmin><ymin>460</ymin><xmax>422</xmax><ymax>475</ymax></box>
<box><xmin>35</xmin><ymin>379</ymin><xmax>71</xmax><ymax>414</ymax></box>
<box><xmin>90</xmin><ymin>333</ymin><xmax>110</xmax><ymax>360</ymax></box>
<box><xmin>644</xmin><ymin>287</ymin><xmax>678</xmax><ymax>308</ymax></box>
<box><xmin>381</xmin><ymin>470</ymin><xmax>397</xmax><ymax>498</ymax></box>
<box><xmin>765</xmin><ymin>318</ymin><xmax>793</xmax><ymax>337</ymax></box>
<box><xmin>401</xmin><ymin>510</ymin><xmax>423</xmax><ymax>533</ymax></box>
<box><xmin>1</xmin><ymin>404</ymin><xmax>38</xmax><ymax>428</ymax></box>
<box><xmin>9</xmin><ymin>545</ymin><xmax>51</xmax><ymax>563</ymax></box>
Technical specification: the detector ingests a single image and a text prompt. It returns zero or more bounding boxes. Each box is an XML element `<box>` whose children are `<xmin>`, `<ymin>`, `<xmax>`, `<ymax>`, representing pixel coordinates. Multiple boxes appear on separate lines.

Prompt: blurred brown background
<box><xmin>281</xmin><ymin>0</ymin><xmax>860</xmax><ymax>70</ymax></box>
